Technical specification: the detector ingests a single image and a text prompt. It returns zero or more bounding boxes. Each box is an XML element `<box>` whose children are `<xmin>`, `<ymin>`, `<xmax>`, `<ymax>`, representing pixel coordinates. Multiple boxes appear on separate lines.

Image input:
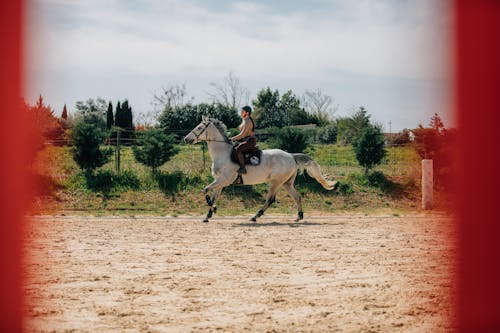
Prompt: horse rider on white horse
<box><xmin>183</xmin><ymin>116</ymin><xmax>337</xmax><ymax>223</ymax></box>
<box><xmin>231</xmin><ymin>105</ymin><xmax>256</xmax><ymax>175</ymax></box>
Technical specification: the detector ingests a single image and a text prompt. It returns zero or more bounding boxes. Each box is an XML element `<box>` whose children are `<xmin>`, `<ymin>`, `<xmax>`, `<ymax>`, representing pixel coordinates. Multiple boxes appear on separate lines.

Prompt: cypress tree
<box><xmin>106</xmin><ymin>101</ymin><xmax>114</xmax><ymax>130</ymax></box>
<box><xmin>126</xmin><ymin>102</ymin><xmax>133</xmax><ymax>130</ymax></box>
<box><xmin>61</xmin><ymin>104</ymin><xmax>68</xmax><ymax>120</ymax></box>
<box><xmin>115</xmin><ymin>101</ymin><xmax>123</xmax><ymax>128</ymax></box>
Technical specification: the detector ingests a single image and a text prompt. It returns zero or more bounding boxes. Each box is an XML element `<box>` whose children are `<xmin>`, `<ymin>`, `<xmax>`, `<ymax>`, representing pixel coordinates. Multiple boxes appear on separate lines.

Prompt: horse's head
<box><xmin>184</xmin><ymin>116</ymin><xmax>228</xmax><ymax>144</ymax></box>
<box><xmin>183</xmin><ymin>116</ymin><xmax>210</xmax><ymax>144</ymax></box>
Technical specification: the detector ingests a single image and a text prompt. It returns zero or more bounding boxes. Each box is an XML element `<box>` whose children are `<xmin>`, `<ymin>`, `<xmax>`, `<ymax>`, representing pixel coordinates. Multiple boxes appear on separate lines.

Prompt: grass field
<box><xmin>31</xmin><ymin>143</ymin><xmax>437</xmax><ymax>216</ymax></box>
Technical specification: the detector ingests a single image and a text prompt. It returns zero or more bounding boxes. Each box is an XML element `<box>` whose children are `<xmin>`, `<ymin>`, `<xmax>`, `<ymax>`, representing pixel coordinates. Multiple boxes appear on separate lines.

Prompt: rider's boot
<box><xmin>237</xmin><ymin>152</ymin><xmax>247</xmax><ymax>174</ymax></box>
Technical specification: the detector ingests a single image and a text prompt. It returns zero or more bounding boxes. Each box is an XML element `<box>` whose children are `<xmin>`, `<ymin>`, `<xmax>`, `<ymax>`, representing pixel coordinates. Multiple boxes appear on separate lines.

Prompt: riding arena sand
<box><xmin>24</xmin><ymin>213</ymin><xmax>456</xmax><ymax>332</ymax></box>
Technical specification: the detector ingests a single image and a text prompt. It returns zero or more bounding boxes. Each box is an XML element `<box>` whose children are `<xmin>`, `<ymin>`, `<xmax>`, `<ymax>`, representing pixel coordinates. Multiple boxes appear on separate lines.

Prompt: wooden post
<box><xmin>422</xmin><ymin>159</ymin><xmax>433</xmax><ymax>210</ymax></box>
<box><xmin>115</xmin><ymin>129</ymin><xmax>121</xmax><ymax>174</ymax></box>
<box><xmin>202</xmin><ymin>143</ymin><xmax>206</xmax><ymax>171</ymax></box>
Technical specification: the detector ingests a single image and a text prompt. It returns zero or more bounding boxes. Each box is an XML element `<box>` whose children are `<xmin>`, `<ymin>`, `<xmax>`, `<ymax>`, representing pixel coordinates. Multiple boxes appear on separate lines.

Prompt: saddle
<box><xmin>230</xmin><ymin>146</ymin><xmax>262</xmax><ymax>166</ymax></box>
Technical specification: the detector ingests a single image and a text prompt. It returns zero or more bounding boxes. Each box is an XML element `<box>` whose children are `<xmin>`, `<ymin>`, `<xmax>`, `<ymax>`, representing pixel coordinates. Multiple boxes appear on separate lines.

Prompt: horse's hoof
<box><xmin>250</xmin><ymin>217</ymin><xmax>257</xmax><ymax>222</ymax></box>
<box><xmin>203</xmin><ymin>218</ymin><xmax>209</xmax><ymax>223</ymax></box>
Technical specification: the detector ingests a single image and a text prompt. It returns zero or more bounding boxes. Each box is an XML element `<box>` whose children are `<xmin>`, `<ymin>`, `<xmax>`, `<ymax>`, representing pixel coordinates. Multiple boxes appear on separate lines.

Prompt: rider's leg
<box><xmin>235</xmin><ymin>143</ymin><xmax>247</xmax><ymax>174</ymax></box>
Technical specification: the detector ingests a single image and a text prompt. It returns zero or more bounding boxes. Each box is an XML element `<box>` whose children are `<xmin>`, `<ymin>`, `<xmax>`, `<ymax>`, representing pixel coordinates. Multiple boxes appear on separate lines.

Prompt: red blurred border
<box><xmin>0</xmin><ymin>0</ymin><xmax>26</xmax><ymax>332</ymax></box>
<box><xmin>455</xmin><ymin>0</ymin><xmax>500</xmax><ymax>332</ymax></box>
<box><xmin>1</xmin><ymin>0</ymin><xmax>500</xmax><ymax>331</ymax></box>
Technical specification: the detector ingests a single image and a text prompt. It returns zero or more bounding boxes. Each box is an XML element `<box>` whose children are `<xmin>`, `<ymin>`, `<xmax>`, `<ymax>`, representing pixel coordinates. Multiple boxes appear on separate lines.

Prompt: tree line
<box><xmin>25</xmin><ymin>77</ymin><xmax>456</xmax><ymax>189</ymax></box>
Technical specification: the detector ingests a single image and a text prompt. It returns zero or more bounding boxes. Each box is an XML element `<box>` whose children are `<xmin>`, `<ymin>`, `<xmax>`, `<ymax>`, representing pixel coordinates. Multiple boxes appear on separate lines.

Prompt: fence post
<box><xmin>422</xmin><ymin>159</ymin><xmax>433</xmax><ymax>210</ymax></box>
<box><xmin>115</xmin><ymin>129</ymin><xmax>121</xmax><ymax>174</ymax></box>
<box><xmin>202</xmin><ymin>143</ymin><xmax>206</xmax><ymax>171</ymax></box>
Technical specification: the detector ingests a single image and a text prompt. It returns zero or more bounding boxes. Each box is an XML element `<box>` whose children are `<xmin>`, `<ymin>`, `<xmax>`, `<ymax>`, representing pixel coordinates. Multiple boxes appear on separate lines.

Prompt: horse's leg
<box><xmin>203</xmin><ymin>175</ymin><xmax>231</xmax><ymax>223</ymax></box>
<box><xmin>283</xmin><ymin>177</ymin><xmax>303</xmax><ymax>222</ymax></box>
<box><xmin>250</xmin><ymin>181</ymin><xmax>279</xmax><ymax>222</ymax></box>
<box><xmin>202</xmin><ymin>185</ymin><xmax>224</xmax><ymax>222</ymax></box>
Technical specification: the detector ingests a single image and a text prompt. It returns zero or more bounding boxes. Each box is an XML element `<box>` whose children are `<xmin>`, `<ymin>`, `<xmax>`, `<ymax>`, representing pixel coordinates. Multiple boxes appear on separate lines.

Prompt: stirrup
<box><xmin>237</xmin><ymin>167</ymin><xmax>247</xmax><ymax>174</ymax></box>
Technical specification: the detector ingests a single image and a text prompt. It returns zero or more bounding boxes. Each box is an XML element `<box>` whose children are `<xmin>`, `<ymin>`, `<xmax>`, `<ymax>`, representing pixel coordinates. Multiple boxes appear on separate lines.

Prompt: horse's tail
<box><xmin>292</xmin><ymin>153</ymin><xmax>337</xmax><ymax>190</ymax></box>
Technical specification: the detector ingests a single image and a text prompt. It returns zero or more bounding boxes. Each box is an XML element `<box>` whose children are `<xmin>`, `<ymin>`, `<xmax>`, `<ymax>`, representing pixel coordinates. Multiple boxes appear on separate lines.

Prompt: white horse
<box><xmin>183</xmin><ymin>116</ymin><xmax>337</xmax><ymax>223</ymax></box>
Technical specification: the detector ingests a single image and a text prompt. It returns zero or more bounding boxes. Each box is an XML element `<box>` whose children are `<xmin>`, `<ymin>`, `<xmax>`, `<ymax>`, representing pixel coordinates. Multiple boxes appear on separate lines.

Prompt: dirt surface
<box><xmin>24</xmin><ymin>213</ymin><xmax>456</xmax><ymax>332</ymax></box>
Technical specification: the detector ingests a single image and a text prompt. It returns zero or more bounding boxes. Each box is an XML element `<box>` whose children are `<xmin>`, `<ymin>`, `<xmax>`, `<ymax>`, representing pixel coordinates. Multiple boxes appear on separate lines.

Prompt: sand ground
<box><xmin>24</xmin><ymin>213</ymin><xmax>456</xmax><ymax>332</ymax></box>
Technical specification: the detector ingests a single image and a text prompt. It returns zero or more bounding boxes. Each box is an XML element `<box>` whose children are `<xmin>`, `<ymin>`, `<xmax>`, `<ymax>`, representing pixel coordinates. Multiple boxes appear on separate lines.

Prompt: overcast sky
<box><xmin>26</xmin><ymin>0</ymin><xmax>453</xmax><ymax>131</ymax></box>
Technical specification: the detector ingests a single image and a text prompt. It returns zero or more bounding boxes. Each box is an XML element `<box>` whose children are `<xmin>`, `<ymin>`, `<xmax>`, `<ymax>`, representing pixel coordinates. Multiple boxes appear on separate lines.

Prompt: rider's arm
<box><xmin>231</xmin><ymin>121</ymin><xmax>249</xmax><ymax>141</ymax></box>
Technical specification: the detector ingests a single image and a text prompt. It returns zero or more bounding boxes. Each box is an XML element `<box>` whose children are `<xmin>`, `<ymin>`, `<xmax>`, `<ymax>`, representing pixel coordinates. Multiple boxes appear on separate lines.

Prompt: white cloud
<box><xmin>34</xmin><ymin>0</ymin><xmax>451</xmax><ymax>80</ymax></box>
<box><xmin>26</xmin><ymin>0</ymin><xmax>453</xmax><ymax>130</ymax></box>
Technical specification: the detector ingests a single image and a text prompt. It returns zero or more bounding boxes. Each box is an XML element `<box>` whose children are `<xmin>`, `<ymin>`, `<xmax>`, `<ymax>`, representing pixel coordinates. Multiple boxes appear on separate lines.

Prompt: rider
<box><xmin>231</xmin><ymin>105</ymin><xmax>256</xmax><ymax>174</ymax></box>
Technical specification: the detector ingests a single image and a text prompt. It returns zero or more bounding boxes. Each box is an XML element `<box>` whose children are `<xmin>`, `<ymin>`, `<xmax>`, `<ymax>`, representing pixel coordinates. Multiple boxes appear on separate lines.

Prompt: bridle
<box><xmin>191</xmin><ymin>120</ymin><xmax>231</xmax><ymax>144</ymax></box>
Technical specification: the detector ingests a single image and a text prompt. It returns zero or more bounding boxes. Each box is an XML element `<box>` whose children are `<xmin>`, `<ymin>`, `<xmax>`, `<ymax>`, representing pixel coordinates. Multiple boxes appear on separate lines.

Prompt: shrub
<box><xmin>336</xmin><ymin>181</ymin><xmax>354</xmax><ymax>195</ymax></box>
<box><xmin>353</xmin><ymin>125</ymin><xmax>386</xmax><ymax>175</ymax></box>
<box><xmin>84</xmin><ymin>169</ymin><xmax>140</xmax><ymax>196</ymax></box>
<box><xmin>156</xmin><ymin>171</ymin><xmax>184</xmax><ymax>200</ymax></box>
<box><xmin>133</xmin><ymin>128</ymin><xmax>179</xmax><ymax>174</ymax></box>
<box><xmin>71</xmin><ymin>122</ymin><xmax>112</xmax><ymax>174</ymax></box>
<box><xmin>270</xmin><ymin>127</ymin><xmax>310</xmax><ymax>153</ymax></box>
<box><xmin>317</xmin><ymin>124</ymin><xmax>338</xmax><ymax>144</ymax></box>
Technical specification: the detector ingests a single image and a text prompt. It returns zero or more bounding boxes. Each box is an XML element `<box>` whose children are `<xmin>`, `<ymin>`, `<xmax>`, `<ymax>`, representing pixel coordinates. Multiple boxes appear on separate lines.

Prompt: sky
<box><xmin>25</xmin><ymin>0</ymin><xmax>453</xmax><ymax>131</ymax></box>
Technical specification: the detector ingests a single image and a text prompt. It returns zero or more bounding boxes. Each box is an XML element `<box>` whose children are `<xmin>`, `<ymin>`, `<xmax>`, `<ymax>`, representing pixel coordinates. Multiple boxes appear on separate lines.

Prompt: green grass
<box><xmin>31</xmin><ymin>143</ymin><xmax>429</xmax><ymax>216</ymax></box>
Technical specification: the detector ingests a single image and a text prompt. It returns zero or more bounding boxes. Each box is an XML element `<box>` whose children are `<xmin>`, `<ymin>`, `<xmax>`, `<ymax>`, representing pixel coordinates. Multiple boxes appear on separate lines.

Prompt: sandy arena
<box><xmin>24</xmin><ymin>213</ymin><xmax>456</xmax><ymax>332</ymax></box>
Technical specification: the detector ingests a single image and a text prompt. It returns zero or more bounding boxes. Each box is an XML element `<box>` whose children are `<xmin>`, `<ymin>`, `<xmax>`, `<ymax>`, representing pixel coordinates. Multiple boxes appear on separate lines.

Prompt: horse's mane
<box><xmin>209</xmin><ymin>118</ymin><xmax>229</xmax><ymax>141</ymax></box>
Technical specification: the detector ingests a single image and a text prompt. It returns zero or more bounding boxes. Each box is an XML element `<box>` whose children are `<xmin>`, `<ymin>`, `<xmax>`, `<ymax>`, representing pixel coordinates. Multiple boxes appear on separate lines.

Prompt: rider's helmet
<box><xmin>241</xmin><ymin>105</ymin><xmax>252</xmax><ymax>114</ymax></box>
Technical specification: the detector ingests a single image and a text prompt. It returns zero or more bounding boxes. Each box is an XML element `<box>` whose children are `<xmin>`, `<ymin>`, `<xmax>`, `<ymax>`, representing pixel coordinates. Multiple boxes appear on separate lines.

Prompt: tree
<box><xmin>430</xmin><ymin>113</ymin><xmax>445</xmax><ymax>133</ymax></box>
<box><xmin>71</xmin><ymin>122</ymin><xmax>112</xmax><ymax>174</ymax></box>
<box><xmin>75</xmin><ymin>97</ymin><xmax>107</xmax><ymax>130</ymax></box>
<box><xmin>253</xmin><ymin>87</ymin><xmax>283</xmax><ymax>128</ymax></box>
<box><xmin>253</xmin><ymin>88</ymin><xmax>312</xmax><ymax>128</ymax></box>
<box><xmin>281</xmin><ymin>90</ymin><xmax>311</xmax><ymax>126</ymax></box>
<box><xmin>302</xmin><ymin>89</ymin><xmax>337</xmax><ymax>126</ymax></box>
<box><xmin>158</xmin><ymin>102</ymin><xmax>239</xmax><ymax>136</ymax></box>
<box><xmin>60</xmin><ymin>103</ymin><xmax>72</xmax><ymax>131</ymax></box>
<box><xmin>28</xmin><ymin>95</ymin><xmax>65</xmax><ymax>143</ymax></box>
<box><xmin>353</xmin><ymin>125</ymin><xmax>386</xmax><ymax>175</ymax></box>
<box><xmin>61</xmin><ymin>104</ymin><xmax>68</xmax><ymax>120</ymax></box>
<box><xmin>153</xmin><ymin>84</ymin><xmax>193</xmax><ymax>110</ymax></box>
<box><xmin>411</xmin><ymin>114</ymin><xmax>456</xmax><ymax>188</ymax></box>
<box><xmin>271</xmin><ymin>127</ymin><xmax>310</xmax><ymax>153</ymax></box>
<box><xmin>412</xmin><ymin>113</ymin><xmax>447</xmax><ymax>159</ymax></box>
<box><xmin>106</xmin><ymin>102</ymin><xmax>114</xmax><ymax>130</ymax></box>
<box><xmin>115</xmin><ymin>100</ymin><xmax>135</xmax><ymax>143</ymax></box>
<box><xmin>207</xmin><ymin>71</ymin><xmax>250</xmax><ymax>109</ymax></box>
<box><xmin>132</xmin><ymin>128</ymin><xmax>179</xmax><ymax>174</ymax></box>
<box><xmin>336</xmin><ymin>106</ymin><xmax>371</xmax><ymax>145</ymax></box>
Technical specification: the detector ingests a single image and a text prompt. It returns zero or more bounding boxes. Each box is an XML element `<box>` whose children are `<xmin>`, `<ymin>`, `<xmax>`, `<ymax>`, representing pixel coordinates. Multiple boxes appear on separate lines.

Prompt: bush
<box><xmin>84</xmin><ymin>169</ymin><xmax>140</xmax><ymax>196</ymax></box>
<box><xmin>155</xmin><ymin>171</ymin><xmax>209</xmax><ymax>201</ymax></box>
<box><xmin>353</xmin><ymin>125</ymin><xmax>386</xmax><ymax>175</ymax></box>
<box><xmin>133</xmin><ymin>128</ymin><xmax>179</xmax><ymax>174</ymax></box>
<box><xmin>336</xmin><ymin>181</ymin><xmax>354</xmax><ymax>195</ymax></box>
<box><xmin>317</xmin><ymin>124</ymin><xmax>338</xmax><ymax>144</ymax></box>
<box><xmin>270</xmin><ymin>127</ymin><xmax>310</xmax><ymax>153</ymax></box>
<box><xmin>159</xmin><ymin>103</ymin><xmax>240</xmax><ymax>136</ymax></box>
<box><xmin>71</xmin><ymin>122</ymin><xmax>112</xmax><ymax>174</ymax></box>
<box><xmin>156</xmin><ymin>171</ymin><xmax>183</xmax><ymax>200</ymax></box>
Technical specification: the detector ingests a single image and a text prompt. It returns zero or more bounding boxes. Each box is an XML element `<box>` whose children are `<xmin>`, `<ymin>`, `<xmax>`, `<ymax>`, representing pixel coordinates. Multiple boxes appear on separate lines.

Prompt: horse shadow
<box><xmin>222</xmin><ymin>185</ymin><xmax>264</xmax><ymax>208</ymax></box>
<box><xmin>232</xmin><ymin>220</ymin><xmax>329</xmax><ymax>228</ymax></box>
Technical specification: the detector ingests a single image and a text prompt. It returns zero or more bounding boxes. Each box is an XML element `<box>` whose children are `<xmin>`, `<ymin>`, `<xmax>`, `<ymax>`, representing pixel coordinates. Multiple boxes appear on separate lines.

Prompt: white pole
<box><xmin>422</xmin><ymin>159</ymin><xmax>433</xmax><ymax>210</ymax></box>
